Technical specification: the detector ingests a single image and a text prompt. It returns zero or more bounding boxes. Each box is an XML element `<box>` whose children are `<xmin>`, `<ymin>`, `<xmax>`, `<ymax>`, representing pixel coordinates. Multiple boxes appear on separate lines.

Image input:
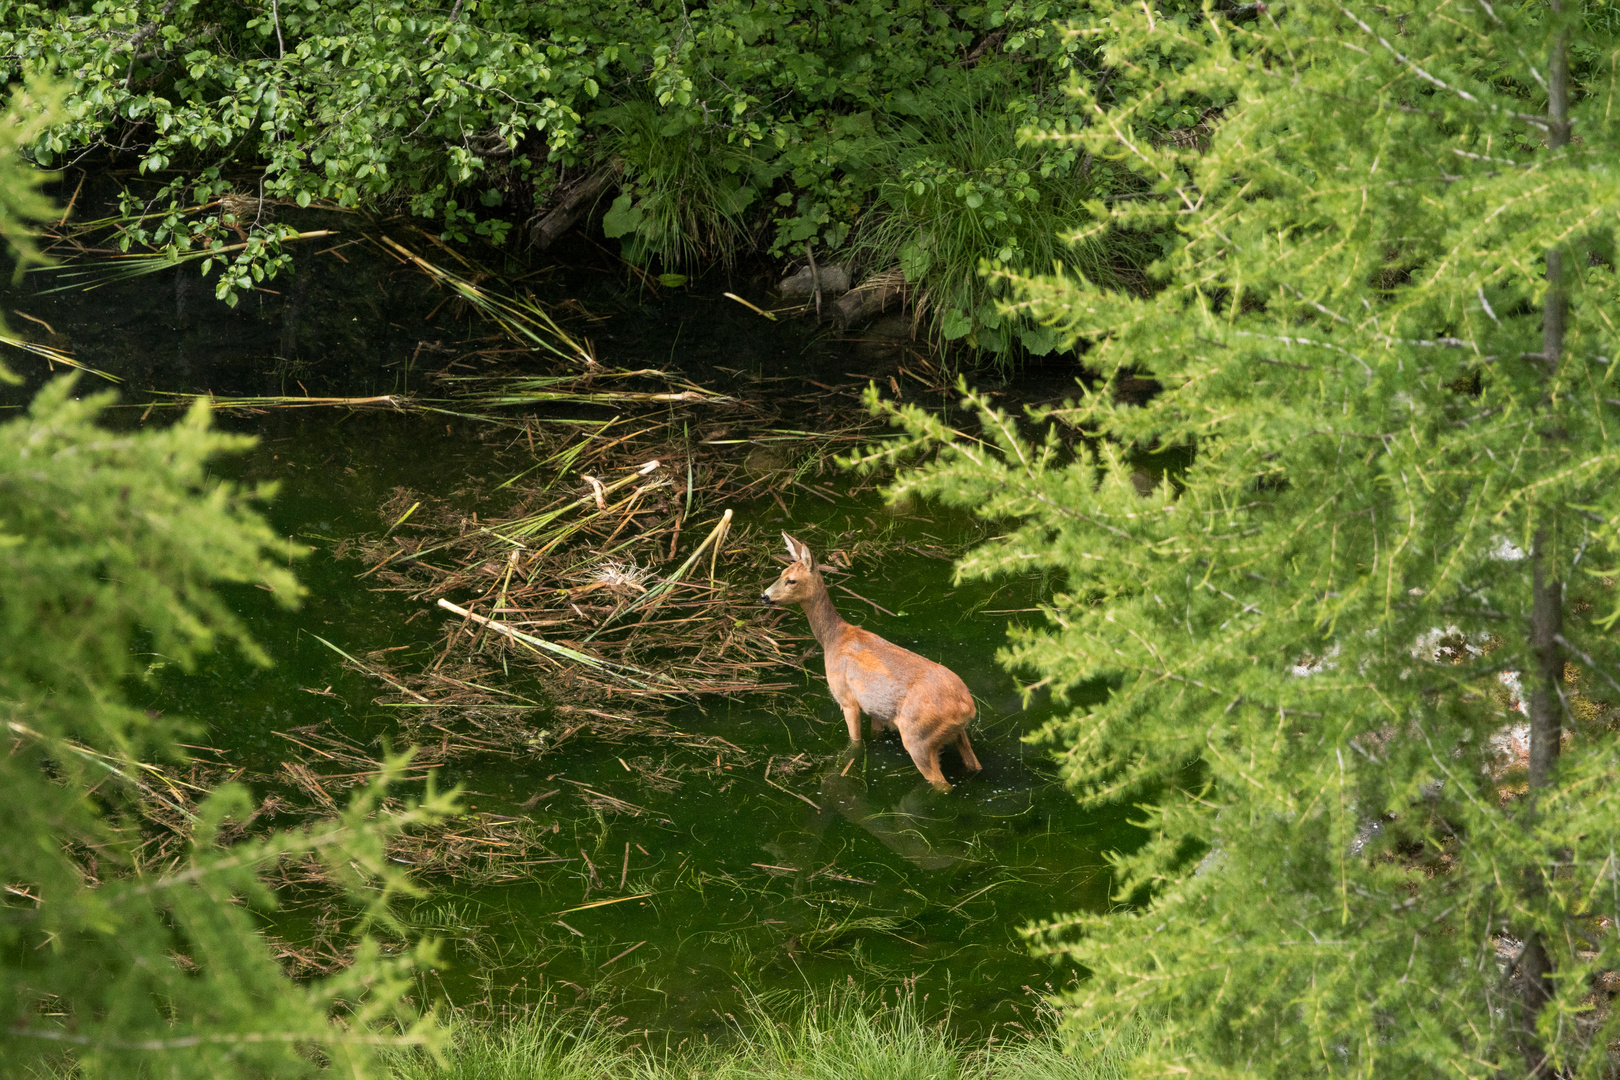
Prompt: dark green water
<box><xmin>3</xmin><ymin>235</ymin><xmax>1137</xmax><ymax>1035</ymax></box>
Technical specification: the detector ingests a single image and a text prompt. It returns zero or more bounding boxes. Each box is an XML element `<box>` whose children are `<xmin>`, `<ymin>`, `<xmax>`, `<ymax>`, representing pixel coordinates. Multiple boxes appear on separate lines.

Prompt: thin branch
<box><xmin>1337</xmin><ymin>5</ymin><xmax>1553</xmax><ymax>131</ymax></box>
<box><xmin>1553</xmin><ymin>634</ymin><xmax>1620</xmax><ymax>700</ymax></box>
<box><xmin>122</xmin><ymin>0</ymin><xmax>181</xmax><ymax>90</ymax></box>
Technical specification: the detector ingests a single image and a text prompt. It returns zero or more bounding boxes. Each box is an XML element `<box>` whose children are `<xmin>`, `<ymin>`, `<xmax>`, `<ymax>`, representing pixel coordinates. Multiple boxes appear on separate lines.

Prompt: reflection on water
<box><xmin>788</xmin><ymin>745</ymin><xmax>968</xmax><ymax>871</ymax></box>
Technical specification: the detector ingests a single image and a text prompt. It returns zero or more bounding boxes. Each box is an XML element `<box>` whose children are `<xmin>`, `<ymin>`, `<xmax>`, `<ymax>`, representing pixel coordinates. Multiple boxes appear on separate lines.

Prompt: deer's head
<box><xmin>761</xmin><ymin>532</ymin><xmax>821</xmax><ymax>605</ymax></box>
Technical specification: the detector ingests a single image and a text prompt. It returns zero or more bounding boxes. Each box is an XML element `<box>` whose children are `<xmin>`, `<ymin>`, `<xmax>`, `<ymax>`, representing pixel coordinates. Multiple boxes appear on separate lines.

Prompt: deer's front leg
<box><xmin>826</xmin><ymin>664</ymin><xmax>862</xmax><ymax>744</ymax></box>
<box><xmin>841</xmin><ymin>703</ymin><xmax>863</xmax><ymax>743</ymax></box>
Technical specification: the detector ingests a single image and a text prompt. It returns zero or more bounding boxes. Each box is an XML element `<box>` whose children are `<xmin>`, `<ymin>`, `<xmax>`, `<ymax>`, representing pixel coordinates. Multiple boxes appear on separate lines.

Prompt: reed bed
<box><xmin>318</xmin><ymin>238</ymin><xmax>959</xmax><ymax>776</ymax></box>
<box><xmin>335</xmin><ymin>402</ymin><xmax>956</xmax><ymax>760</ymax></box>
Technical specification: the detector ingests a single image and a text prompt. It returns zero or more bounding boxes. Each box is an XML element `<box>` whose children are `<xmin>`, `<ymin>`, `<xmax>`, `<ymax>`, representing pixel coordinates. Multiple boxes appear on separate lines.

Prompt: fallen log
<box><xmin>832</xmin><ymin>268</ymin><xmax>907</xmax><ymax>327</ymax></box>
<box><xmin>529</xmin><ymin>161</ymin><xmax>624</xmax><ymax>250</ymax></box>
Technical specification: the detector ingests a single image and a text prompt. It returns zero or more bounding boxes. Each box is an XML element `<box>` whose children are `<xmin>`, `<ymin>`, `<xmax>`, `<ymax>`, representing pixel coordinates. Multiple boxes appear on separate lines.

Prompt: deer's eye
<box><xmin>786</xmin><ymin>578</ymin><xmax>797</xmax><ymax>585</ymax></box>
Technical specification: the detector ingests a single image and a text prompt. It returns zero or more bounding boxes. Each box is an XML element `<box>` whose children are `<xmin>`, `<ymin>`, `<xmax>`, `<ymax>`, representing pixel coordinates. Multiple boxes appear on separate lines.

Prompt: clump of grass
<box><xmin>386</xmin><ymin>1008</ymin><xmax>627</xmax><ymax>1080</ymax></box>
<box><xmin>385</xmin><ymin>993</ymin><xmax>1145</xmax><ymax>1080</ymax></box>
<box><xmin>983</xmin><ymin>1020</ymin><xmax>1146</xmax><ymax>1080</ymax></box>
<box><xmin>594</xmin><ymin>100</ymin><xmax>772</xmax><ymax>271</ymax></box>
<box><xmin>710</xmin><ymin>992</ymin><xmax>968</xmax><ymax>1080</ymax></box>
<box><xmin>847</xmin><ymin>89</ymin><xmax>1156</xmax><ymax>368</ymax></box>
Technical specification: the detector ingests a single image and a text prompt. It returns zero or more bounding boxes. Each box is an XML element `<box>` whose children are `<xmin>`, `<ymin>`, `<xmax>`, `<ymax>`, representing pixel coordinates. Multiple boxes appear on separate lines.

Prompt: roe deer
<box><xmin>760</xmin><ymin>533</ymin><xmax>981</xmax><ymax>791</ymax></box>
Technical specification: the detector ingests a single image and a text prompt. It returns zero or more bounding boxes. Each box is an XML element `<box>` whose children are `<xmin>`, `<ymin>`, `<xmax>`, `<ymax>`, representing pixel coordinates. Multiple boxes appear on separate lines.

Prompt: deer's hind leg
<box><xmin>900</xmin><ymin>728</ymin><xmax>951</xmax><ymax>792</ymax></box>
<box><xmin>955</xmin><ymin>731</ymin><xmax>982</xmax><ymax>772</ymax></box>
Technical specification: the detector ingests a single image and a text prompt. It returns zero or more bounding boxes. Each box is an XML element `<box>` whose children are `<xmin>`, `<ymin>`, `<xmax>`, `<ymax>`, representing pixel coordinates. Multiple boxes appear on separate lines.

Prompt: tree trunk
<box><xmin>1518</xmin><ymin>6</ymin><xmax>1569</xmax><ymax>1073</ymax></box>
<box><xmin>1527</xmin><ymin>536</ymin><xmax>1563</xmax><ymax>792</ymax></box>
<box><xmin>1518</xmin><ymin>528</ymin><xmax>1562</xmax><ymax>1076</ymax></box>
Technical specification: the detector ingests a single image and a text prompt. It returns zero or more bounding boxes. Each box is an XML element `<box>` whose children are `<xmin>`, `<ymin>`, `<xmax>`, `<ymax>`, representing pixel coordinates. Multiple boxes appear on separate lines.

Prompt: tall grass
<box><xmin>848</xmin><ymin>91</ymin><xmax>1155</xmax><ymax>366</ymax></box>
<box><xmin>387</xmin><ymin>993</ymin><xmax>1142</xmax><ymax>1080</ymax></box>
<box><xmin>595</xmin><ymin>100</ymin><xmax>771</xmax><ymax>271</ymax></box>
<box><xmin>387</xmin><ymin>1008</ymin><xmax>624</xmax><ymax>1080</ymax></box>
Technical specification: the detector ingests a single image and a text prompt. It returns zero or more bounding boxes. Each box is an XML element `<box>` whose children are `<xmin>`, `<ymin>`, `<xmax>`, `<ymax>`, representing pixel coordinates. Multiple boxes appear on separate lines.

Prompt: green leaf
<box><xmin>1018</xmin><ymin>324</ymin><xmax>1056</xmax><ymax>355</ymax></box>
<box><xmin>898</xmin><ymin>241</ymin><xmax>933</xmax><ymax>281</ymax></box>
<box><xmin>940</xmin><ymin>308</ymin><xmax>972</xmax><ymax>340</ymax></box>
<box><xmin>601</xmin><ymin>193</ymin><xmax>643</xmax><ymax>239</ymax></box>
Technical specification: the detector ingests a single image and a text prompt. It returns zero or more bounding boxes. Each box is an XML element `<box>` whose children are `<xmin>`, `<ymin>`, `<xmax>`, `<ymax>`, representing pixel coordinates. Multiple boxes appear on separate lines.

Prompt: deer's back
<box><xmin>827</xmin><ymin>625</ymin><xmax>973</xmax><ymax>724</ymax></box>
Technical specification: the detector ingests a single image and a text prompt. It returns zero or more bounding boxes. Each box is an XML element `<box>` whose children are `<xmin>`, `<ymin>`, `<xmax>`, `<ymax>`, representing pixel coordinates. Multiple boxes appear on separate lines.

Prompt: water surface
<box><xmin>3</xmin><ymin>235</ymin><xmax>1134</xmax><ymax>1034</ymax></box>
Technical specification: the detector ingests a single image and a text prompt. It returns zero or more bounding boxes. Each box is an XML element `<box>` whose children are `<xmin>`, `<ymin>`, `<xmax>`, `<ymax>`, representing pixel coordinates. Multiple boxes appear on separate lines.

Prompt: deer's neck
<box><xmin>800</xmin><ymin>580</ymin><xmax>847</xmax><ymax>648</ymax></box>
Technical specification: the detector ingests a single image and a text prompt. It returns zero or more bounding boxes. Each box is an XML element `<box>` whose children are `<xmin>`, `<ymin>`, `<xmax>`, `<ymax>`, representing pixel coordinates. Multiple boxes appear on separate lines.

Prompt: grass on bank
<box><xmin>587</xmin><ymin>85</ymin><xmax>1161</xmax><ymax>371</ymax></box>
<box><xmin>596</xmin><ymin>99</ymin><xmax>768</xmax><ymax>271</ymax></box>
<box><xmin>387</xmin><ymin>995</ymin><xmax>1140</xmax><ymax>1080</ymax></box>
<box><xmin>847</xmin><ymin>91</ymin><xmax>1154</xmax><ymax>366</ymax></box>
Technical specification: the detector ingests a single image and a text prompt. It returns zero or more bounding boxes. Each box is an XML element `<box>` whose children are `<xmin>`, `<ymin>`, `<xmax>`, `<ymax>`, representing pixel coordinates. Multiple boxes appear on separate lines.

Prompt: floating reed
<box><xmin>0</xmin><ymin>333</ymin><xmax>122</xmax><ymax>383</ymax></box>
<box><xmin>377</xmin><ymin>235</ymin><xmax>591</xmax><ymax>366</ymax></box>
<box><xmin>33</xmin><ymin>229</ymin><xmax>336</xmax><ymax>293</ymax></box>
<box><xmin>322</xmin><ymin>239</ymin><xmax>959</xmax><ymax>769</ymax></box>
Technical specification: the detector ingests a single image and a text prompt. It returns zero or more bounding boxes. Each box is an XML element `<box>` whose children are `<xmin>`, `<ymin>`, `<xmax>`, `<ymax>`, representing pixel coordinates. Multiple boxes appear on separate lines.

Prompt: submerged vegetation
<box><xmin>0</xmin><ymin>0</ymin><xmax>1185</xmax><ymax>359</ymax></box>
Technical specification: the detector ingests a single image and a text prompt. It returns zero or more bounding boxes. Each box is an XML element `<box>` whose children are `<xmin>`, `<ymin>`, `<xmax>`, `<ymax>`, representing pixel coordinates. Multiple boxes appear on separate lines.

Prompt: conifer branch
<box><xmin>956</xmin><ymin>0</ymin><xmax>1620</xmax><ymax>1071</ymax></box>
<box><xmin>1337</xmin><ymin>6</ymin><xmax>1554</xmax><ymax>130</ymax></box>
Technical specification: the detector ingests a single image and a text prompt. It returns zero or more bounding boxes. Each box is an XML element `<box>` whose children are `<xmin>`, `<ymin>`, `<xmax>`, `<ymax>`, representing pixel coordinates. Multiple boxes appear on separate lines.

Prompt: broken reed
<box><xmin>350</xmin><ymin>416</ymin><xmax>869</xmax><ymax>733</ymax></box>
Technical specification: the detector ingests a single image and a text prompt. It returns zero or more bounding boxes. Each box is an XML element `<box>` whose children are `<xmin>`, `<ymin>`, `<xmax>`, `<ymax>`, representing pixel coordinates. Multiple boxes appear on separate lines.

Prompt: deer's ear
<box><xmin>785</xmin><ymin>533</ymin><xmax>816</xmax><ymax>565</ymax></box>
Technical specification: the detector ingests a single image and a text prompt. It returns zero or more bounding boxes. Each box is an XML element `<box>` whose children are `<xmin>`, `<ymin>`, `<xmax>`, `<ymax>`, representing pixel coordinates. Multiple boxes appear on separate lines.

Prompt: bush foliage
<box><xmin>0</xmin><ymin>0</ymin><xmax>1184</xmax><ymax>351</ymax></box>
<box><xmin>861</xmin><ymin>2</ymin><xmax>1620</xmax><ymax>1076</ymax></box>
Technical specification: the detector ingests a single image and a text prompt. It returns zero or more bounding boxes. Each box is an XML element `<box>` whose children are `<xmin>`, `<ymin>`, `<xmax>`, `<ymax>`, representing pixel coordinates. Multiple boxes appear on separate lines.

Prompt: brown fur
<box><xmin>761</xmin><ymin>533</ymin><xmax>981</xmax><ymax>791</ymax></box>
